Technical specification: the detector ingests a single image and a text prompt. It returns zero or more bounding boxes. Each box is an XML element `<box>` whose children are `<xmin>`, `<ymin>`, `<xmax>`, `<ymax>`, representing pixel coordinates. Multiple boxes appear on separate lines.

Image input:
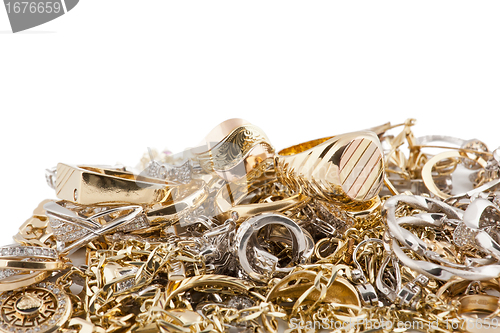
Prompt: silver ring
<box><xmin>234</xmin><ymin>213</ymin><xmax>312</xmax><ymax>281</ymax></box>
<box><xmin>415</xmin><ymin>135</ymin><xmax>468</xmax><ymax>147</ymax></box>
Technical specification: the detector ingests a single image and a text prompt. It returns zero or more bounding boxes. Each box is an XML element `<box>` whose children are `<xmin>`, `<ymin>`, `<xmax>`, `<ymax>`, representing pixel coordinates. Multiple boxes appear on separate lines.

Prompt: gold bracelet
<box><xmin>54</xmin><ymin>163</ymin><xmax>174</xmax><ymax>205</ymax></box>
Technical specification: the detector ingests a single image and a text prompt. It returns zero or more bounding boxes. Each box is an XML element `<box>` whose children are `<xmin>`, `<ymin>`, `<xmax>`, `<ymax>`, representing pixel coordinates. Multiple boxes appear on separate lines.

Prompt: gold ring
<box><xmin>55</xmin><ymin>164</ymin><xmax>174</xmax><ymax>205</ymax></box>
<box><xmin>195</xmin><ymin>118</ymin><xmax>275</xmax><ymax>182</ymax></box>
<box><xmin>458</xmin><ymin>294</ymin><xmax>499</xmax><ymax>315</ymax></box>
<box><xmin>146</xmin><ymin>179</ymin><xmax>209</xmax><ymax>224</ymax></box>
<box><xmin>422</xmin><ymin>151</ymin><xmax>488</xmax><ymax>199</ymax></box>
<box><xmin>436</xmin><ymin>279</ymin><xmax>500</xmax><ymax>301</ymax></box>
<box><xmin>275</xmin><ymin>131</ymin><xmax>384</xmax><ymax>203</ymax></box>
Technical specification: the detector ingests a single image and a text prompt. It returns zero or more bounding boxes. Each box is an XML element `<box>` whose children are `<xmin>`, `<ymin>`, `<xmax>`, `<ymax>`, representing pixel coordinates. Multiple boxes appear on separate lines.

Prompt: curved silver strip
<box><xmin>234</xmin><ymin>213</ymin><xmax>311</xmax><ymax>281</ymax></box>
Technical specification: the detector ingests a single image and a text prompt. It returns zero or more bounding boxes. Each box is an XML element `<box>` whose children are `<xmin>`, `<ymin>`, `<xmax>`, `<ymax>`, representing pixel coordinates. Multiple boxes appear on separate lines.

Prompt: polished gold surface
<box><xmin>0</xmin><ymin>259</ymin><xmax>67</xmax><ymax>270</ymax></box>
<box><xmin>266</xmin><ymin>271</ymin><xmax>360</xmax><ymax>307</ymax></box>
<box><xmin>147</xmin><ymin>179</ymin><xmax>209</xmax><ymax>223</ymax></box>
<box><xmin>458</xmin><ymin>294</ymin><xmax>499</xmax><ymax>314</ymax></box>
<box><xmin>55</xmin><ymin>163</ymin><xmax>173</xmax><ymax>205</ymax></box>
<box><xmin>275</xmin><ymin>131</ymin><xmax>384</xmax><ymax>203</ymax></box>
<box><xmin>215</xmin><ymin>192</ymin><xmax>308</xmax><ymax>223</ymax></box>
<box><xmin>0</xmin><ymin>282</ymin><xmax>72</xmax><ymax>333</ymax></box>
<box><xmin>0</xmin><ymin>271</ymin><xmax>49</xmax><ymax>292</ymax></box>
<box><xmin>195</xmin><ymin>119</ymin><xmax>275</xmax><ymax>182</ymax></box>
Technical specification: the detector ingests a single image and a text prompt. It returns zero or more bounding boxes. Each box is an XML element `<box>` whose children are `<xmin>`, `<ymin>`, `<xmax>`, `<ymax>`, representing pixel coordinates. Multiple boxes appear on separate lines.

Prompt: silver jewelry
<box><xmin>445</xmin><ymin>178</ymin><xmax>500</xmax><ymax>207</ymax></box>
<box><xmin>396</xmin><ymin>274</ymin><xmax>429</xmax><ymax>308</ymax></box>
<box><xmin>44</xmin><ymin>202</ymin><xmax>146</xmax><ymax>254</ymax></box>
<box><xmin>384</xmin><ymin>195</ymin><xmax>500</xmax><ymax>281</ymax></box>
<box><xmin>234</xmin><ymin>213</ymin><xmax>313</xmax><ymax>281</ymax></box>
<box><xmin>0</xmin><ymin>246</ymin><xmax>57</xmax><ymax>259</ymax></box>
<box><xmin>375</xmin><ymin>246</ymin><xmax>402</xmax><ymax>303</ymax></box>
<box><xmin>144</xmin><ymin>159</ymin><xmax>193</xmax><ymax>184</ymax></box>
<box><xmin>197</xmin><ymin>215</ymin><xmax>237</xmax><ymax>273</ymax></box>
<box><xmin>351</xmin><ymin>238</ymin><xmax>383</xmax><ymax>305</ymax></box>
<box><xmin>45</xmin><ymin>167</ymin><xmax>57</xmax><ymax>189</ymax></box>
<box><xmin>415</xmin><ymin>135</ymin><xmax>471</xmax><ymax>147</ymax></box>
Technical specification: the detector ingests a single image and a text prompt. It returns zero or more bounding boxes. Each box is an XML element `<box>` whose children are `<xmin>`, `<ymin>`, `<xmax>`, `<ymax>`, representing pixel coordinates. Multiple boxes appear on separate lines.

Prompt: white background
<box><xmin>0</xmin><ymin>1</ymin><xmax>499</xmax><ymax>246</ymax></box>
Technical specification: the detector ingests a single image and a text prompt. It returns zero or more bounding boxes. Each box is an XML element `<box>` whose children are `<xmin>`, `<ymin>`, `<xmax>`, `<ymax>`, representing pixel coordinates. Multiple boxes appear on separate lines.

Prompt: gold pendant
<box><xmin>0</xmin><ymin>282</ymin><xmax>71</xmax><ymax>333</ymax></box>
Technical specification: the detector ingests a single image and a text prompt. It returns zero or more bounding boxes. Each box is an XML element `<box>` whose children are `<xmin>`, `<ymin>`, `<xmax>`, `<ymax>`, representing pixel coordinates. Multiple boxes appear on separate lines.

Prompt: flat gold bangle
<box><xmin>0</xmin><ymin>259</ymin><xmax>67</xmax><ymax>271</ymax></box>
<box><xmin>212</xmin><ymin>143</ymin><xmax>274</xmax><ymax>182</ymax></box>
<box><xmin>197</xmin><ymin>118</ymin><xmax>251</xmax><ymax>152</ymax></box>
<box><xmin>0</xmin><ymin>271</ymin><xmax>49</xmax><ymax>292</ymax></box>
<box><xmin>215</xmin><ymin>192</ymin><xmax>308</xmax><ymax>223</ymax></box>
<box><xmin>55</xmin><ymin>164</ymin><xmax>174</xmax><ymax>205</ymax></box>
<box><xmin>275</xmin><ymin>131</ymin><xmax>384</xmax><ymax>203</ymax></box>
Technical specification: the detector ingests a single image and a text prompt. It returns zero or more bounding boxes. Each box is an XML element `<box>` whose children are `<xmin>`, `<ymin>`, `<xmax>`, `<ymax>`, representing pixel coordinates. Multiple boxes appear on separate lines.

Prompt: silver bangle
<box><xmin>234</xmin><ymin>213</ymin><xmax>313</xmax><ymax>281</ymax></box>
<box><xmin>384</xmin><ymin>195</ymin><xmax>500</xmax><ymax>281</ymax></box>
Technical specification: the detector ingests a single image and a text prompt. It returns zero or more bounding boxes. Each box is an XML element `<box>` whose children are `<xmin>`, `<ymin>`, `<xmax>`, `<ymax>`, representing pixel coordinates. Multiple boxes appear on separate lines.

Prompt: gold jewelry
<box><xmin>275</xmin><ymin>131</ymin><xmax>384</xmax><ymax>203</ymax></box>
<box><xmin>195</xmin><ymin>118</ymin><xmax>275</xmax><ymax>182</ymax></box>
<box><xmin>266</xmin><ymin>270</ymin><xmax>360</xmax><ymax>308</ymax></box>
<box><xmin>215</xmin><ymin>192</ymin><xmax>308</xmax><ymax>223</ymax></box>
<box><xmin>422</xmin><ymin>150</ymin><xmax>488</xmax><ymax>199</ymax></box>
<box><xmin>436</xmin><ymin>279</ymin><xmax>500</xmax><ymax>301</ymax></box>
<box><xmin>0</xmin><ymin>271</ymin><xmax>49</xmax><ymax>292</ymax></box>
<box><xmin>146</xmin><ymin>179</ymin><xmax>209</xmax><ymax>224</ymax></box>
<box><xmin>54</xmin><ymin>163</ymin><xmax>174</xmax><ymax>205</ymax></box>
<box><xmin>45</xmin><ymin>201</ymin><xmax>146</xmax><ymax>253</ymax></box>
<box><xmin>163</xmin><ymin>274</ymin><xmax>255</xmax><ymax>305</ymax></box>
<box><xmin>0</xmin><ymin>259</ymin><xmax>67</xmax><ymax>271</ymax></box>
<box><xmin>0</xmin><ymin>281</ymin><xmax>72</xmax><ymax>333</ymax></box>
<box><xmin>458</xmin><ymin>294</ymin><xmax>499</xmax><ymax>314</ymax></box>
<box><xmin>13</xmin><ymin>200</ymin><xmax>54</xmax><ymax>247</ymax></box>
<box><xmin>4</xmin><ymin>117</ymin><xmax>500</xmax><ymax>333</ymax></box>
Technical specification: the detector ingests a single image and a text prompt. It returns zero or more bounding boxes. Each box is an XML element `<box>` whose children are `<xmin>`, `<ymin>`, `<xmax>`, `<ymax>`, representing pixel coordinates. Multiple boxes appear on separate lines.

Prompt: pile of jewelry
<box><xmin>2</xmin><ymin>118</ymin><xmax>500</xmax><ymax>333</ymax></box>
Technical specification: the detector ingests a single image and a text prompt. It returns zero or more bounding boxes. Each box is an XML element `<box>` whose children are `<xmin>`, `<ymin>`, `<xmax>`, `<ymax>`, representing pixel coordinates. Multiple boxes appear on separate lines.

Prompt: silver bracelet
<box><xmin>234</xmin><ymin>213</ymin><xmax>313</xmax><ymax>281</ymax></box>
<box><xmin>384</xmin><ymin>195</ymin><xmax>500</xmax><ymax>281</ymax></box>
